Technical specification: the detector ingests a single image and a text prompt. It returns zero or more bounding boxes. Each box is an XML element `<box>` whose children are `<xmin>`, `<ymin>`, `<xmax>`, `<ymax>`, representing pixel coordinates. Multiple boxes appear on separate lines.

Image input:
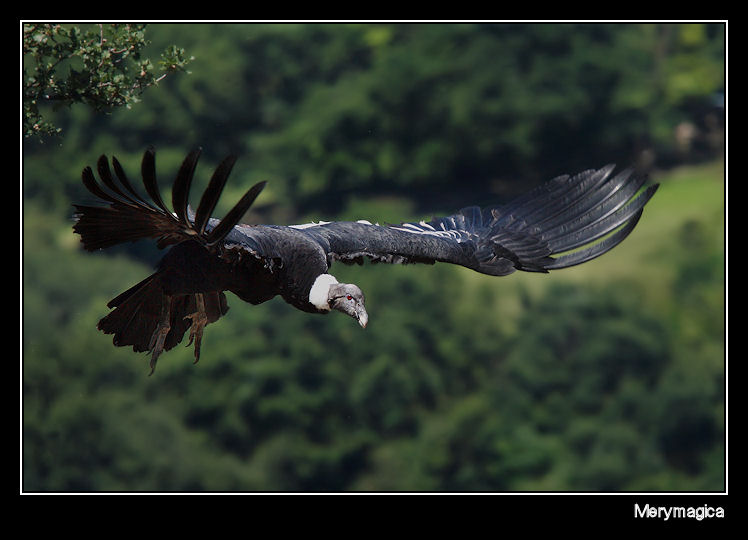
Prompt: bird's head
<box><xmin>328</xmin><ymin>283</ymin><xmax>368</xmax><ymax>328</ymax></box>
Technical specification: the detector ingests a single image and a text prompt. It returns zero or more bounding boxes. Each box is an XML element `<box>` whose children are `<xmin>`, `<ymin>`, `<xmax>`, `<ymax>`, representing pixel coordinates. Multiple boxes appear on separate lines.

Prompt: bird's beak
<box><xmin>356</xmin><ymin>305</ymin><xmax>368</xmax><ymax>328</ymax></box>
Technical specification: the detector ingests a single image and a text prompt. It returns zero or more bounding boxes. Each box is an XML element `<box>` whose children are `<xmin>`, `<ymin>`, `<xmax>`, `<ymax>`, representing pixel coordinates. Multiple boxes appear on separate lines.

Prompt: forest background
<box><xmin>22</xmin><ymin>23</ymin><xmax>725</xmax><ymax>492</ymax></box>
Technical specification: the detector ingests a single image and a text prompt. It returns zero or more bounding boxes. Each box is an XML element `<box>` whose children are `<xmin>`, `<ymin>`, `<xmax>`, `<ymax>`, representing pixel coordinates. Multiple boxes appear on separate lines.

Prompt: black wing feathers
<box><xmin>139</xmin><ymin>148</ymin><xmax>171</xmax><ymax>215</ymax></box>
<box><xmin>73</xmin><ymin>148</ymin><xmax>265</xmax><ymax>253</ymax></box>
<box><xmin>172</xmin><ymin>148</ymin><xmax>202</xmax><ymax>225</ymax></box>
<box><xmin>483</xmin><ymin>166</ymin><xmax>658</xmax><ymax>272</ymax></box>
<box><xmin>80</xmin><ymin>165</ymin><xmax>118</xmax><ymax>205</ymax></box>
<box><xmin>104</xmin><ymin>155</ymin><xmax>151</xmax><ymax>207</ymax></box>
<box><xmin>543</xmin><ymin>177</ymin><xmax>650</xmax><ymax>253</ymax></box>
<box><xmin>544</xmin><ymin>208</ymin><xmax>644</xmax><ymax>269</ymax></box>
<box><xmin>206</xmin><ymin>181</ymin><xmax>267</xmax><ymax>246</ymax></box>
<box><xmin>480</xmin><ymin>166</ymin><xmax>658</xmax><ymax>272</ymax></box>
<box><xmin>195</xmin><ymin>155</ymin><xmax>237</xmax><ymax>235</ymax></box>
<box><xmin>96</xmin><ymin>155</ymin><xmax>140</xmax><ymax>205</ymax></box>
<box><xmin>313</xmin><ymin>165</ymin><xmax>657</xmax><ymax>276</ymax></box>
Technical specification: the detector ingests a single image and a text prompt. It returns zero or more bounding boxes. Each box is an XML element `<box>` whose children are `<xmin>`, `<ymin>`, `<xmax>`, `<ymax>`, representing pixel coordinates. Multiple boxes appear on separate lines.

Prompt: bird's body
<box><xmin>73</xmin><ymin>148</ymin><xmax>658</xmax><ymax>373</ymax></box>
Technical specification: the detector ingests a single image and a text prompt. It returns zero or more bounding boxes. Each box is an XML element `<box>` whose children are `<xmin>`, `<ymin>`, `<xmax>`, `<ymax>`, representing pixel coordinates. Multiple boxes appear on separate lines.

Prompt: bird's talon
<box><xmin>184</xmin><ymin>297</ymin><xmax>208</xmax><ymax>364</ymax></box>
<box><xmin>148</xmin><ymin>320</ymin><xmax>171</xmax><ymax>375</ymax></box>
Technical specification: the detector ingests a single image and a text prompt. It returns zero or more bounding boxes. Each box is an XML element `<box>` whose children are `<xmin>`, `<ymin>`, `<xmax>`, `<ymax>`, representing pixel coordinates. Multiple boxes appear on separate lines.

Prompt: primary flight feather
<box><xmin>73</xmin><ymin>148</ymin><xmax>658</xmax><ymax>373</ymax></box>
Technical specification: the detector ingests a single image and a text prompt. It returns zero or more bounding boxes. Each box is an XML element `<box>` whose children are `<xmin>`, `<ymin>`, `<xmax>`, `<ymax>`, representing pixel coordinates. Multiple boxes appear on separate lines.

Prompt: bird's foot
<box><xmin>184</xmin><ymin>294</ymin><xmax>208</xmax><ymax>364</ymax></box>
<box><xmin>148</xmin><ymin>320</ymin><xmax>171</xmax><ymax>375</ymax></box>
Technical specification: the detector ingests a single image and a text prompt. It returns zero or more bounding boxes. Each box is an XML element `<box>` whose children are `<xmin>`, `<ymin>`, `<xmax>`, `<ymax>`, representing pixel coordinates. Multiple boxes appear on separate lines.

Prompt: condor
<box><xmin>73</xmin><ymin>148</ymin><xmax>658</xmax><ymax>373</ymax></box>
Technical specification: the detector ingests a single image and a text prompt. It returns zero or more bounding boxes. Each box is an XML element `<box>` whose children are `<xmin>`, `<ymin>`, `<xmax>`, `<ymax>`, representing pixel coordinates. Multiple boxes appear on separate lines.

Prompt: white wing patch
<box><xmin>389</xmin><ymin>219</ymin><xmax>470</xmax><ymax>241</ymax></box>
<box><xmin>291</xmin><ymin>219</ymin><xmax>379</xmax><ymax>229</ymax></box>
<box><xmin>289</xmin><ymin>216</ymin><xmax>470</xmax><ymax>241</ymax></box>
<box><xmin>289</xmin><ymin>220</ymin><xmax>332</xmax><ymax>230</ymax></box>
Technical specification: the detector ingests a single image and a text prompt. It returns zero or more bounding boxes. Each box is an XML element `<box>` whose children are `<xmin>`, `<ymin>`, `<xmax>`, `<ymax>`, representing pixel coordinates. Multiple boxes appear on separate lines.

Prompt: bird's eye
<box><xmin>346</xmin><ymin>295</ymin><xmax>353</xmax><ymax>300</ymax></box>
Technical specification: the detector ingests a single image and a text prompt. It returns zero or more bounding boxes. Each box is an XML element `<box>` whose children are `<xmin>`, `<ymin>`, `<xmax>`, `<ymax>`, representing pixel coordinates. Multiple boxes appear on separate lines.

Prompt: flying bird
<box><xmin>73</xmin><ymin>148</ymin><xmax>658</xmax><ymax>373</ymax></box>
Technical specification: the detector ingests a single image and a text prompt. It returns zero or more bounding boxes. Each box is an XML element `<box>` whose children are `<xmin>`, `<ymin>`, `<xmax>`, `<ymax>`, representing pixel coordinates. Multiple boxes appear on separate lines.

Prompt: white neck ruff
<box><xmin>309</xmin><ymin>274</ymin><xmax>338</xmax><ymax>310</ymax></box>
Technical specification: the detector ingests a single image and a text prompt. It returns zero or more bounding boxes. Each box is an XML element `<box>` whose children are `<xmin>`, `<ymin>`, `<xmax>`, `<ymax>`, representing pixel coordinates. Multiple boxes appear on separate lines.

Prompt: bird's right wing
<box><xmin>73</xmin><ymin>147</ymin><xmax>266</xmax><ymax>252</ymax></box>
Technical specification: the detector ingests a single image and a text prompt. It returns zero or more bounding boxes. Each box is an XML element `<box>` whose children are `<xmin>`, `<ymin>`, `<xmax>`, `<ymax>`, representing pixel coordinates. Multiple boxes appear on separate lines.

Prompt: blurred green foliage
<box><xmin>23</xmin><ymin>23</ymin><xmax>192</xmax><ymax>139</ymax></box>
<box><xmin>22</xmin><ymin>23</ymin><xmax>724</xmax><ymax>491</ymax></box>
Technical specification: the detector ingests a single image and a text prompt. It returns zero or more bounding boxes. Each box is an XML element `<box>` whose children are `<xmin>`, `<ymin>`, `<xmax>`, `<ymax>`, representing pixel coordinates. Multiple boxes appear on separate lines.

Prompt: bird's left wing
<box><xmin>297</xmin><ymin>165</ymin><xmax>658</xmax><ymax>277</ymax></box>
<box><xmin>296</xmin><ymin>217</ymin><xmax>485</xmax><ymax>271</ymax></box>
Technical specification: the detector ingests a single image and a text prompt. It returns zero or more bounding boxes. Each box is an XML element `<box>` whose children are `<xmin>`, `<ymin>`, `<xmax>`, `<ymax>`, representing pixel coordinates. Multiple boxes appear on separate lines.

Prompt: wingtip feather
<box><xmin>172</xmin><ymin>148</ymin><xmax>202</xmax><ymax>224</ymax></box>
<box><xmin>206</xmin><ymin>181</ymin><xmax>267</xmax><ymax>245</ymax></box>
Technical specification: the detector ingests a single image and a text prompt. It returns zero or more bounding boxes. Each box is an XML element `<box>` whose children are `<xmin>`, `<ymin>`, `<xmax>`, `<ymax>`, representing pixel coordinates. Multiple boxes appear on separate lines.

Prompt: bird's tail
<box><xmin>98</xmin><ymin>272</ymin><xmax>228</xmax><ymax>372</ymax></box>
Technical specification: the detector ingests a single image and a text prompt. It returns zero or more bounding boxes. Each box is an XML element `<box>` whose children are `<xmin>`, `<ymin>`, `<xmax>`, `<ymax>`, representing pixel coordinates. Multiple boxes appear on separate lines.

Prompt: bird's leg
<box><xmin>148</xmin><ymin>294</ymin><xmax>171</xmax><ymax>375</ymax></box>
<box><xmin>184</xmin><ymin>293</ymin><xmax>208</xmax><ymax>364</ymax></box>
